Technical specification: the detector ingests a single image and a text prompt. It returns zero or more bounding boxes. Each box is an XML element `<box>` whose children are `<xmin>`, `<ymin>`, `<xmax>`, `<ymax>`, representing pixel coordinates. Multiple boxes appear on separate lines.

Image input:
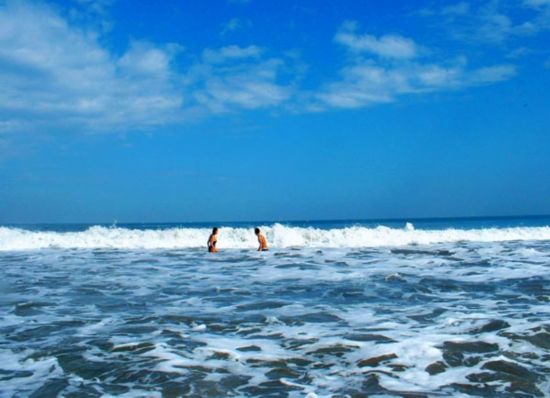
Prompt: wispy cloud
<box><xmin>421</xmin><ymin>1</ymin><xmax>550</xmax><ymax>44</ymax></box>
<box><xmin>334</xmin><ymin>21</ymin><xmax>418</xmax><ymax>59</ymax></box>
<box><xmin>524</xmin><ymin>0</ymin><xmax>550</xmax><ymax>7</ymax></box>
<box><xmin>316</xmin><ymin>62</ymin><xmax>516</xmax><ymax>109</ymax></box>
<box><xmin>190</xmin><ymin>47</ymin><xmax>294</xmax><ymax>112</ymax></box>
<box><xmin>420</xmin><ymin>2</ymin><xmax>470</xmax><ymax>16</ymax></box>
<box><xmin>315</xmin><ymin>22</ymin><xmax>516</xmax><ymax>109</ymax></box>
<box><xmin>202</xmin><ymin>45</ymin><xmax>262</xmax><ymax>63</ymax></box>
<box><xmin>67</xmin><ymin>0</ymin><xmax>114</xmax><ymax>32</ymax></box>
<box><xmin>441</xmin><ymin>2</ymin><xmax>470</xmax><ymax>15</ymax></box>
<box><xmin>221</xmin><ymin>18</ymin><xmax>249</xmax><ymax>36</ymax></box>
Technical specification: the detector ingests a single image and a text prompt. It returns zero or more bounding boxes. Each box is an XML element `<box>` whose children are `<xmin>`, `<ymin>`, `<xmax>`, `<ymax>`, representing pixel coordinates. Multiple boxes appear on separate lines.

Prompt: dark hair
<box><xmin>212</xmin><ymin>227</ymin><xmax>219</xmax><ymax>234</ymax></box>
<box><xmin>254</xmin><ymin>228</ymin><xmax>260</xmax><ymax>234</ymax></box>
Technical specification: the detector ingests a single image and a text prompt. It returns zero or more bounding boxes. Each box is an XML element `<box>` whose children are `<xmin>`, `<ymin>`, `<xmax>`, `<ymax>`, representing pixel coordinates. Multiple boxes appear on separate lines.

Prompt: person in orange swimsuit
<box><xmin>208</xmin><ymin>227</ymin><xmax>219</xmax><ymax>253</ymax></box>
<box><xmin>254</xmin><ymin>228</ymin><xmax>269</xmax><ymax>251</ymax></box>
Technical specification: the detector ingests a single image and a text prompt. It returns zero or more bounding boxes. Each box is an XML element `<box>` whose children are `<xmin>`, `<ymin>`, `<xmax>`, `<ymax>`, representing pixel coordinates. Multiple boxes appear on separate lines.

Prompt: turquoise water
<box><xmin>1</xmin><ymin>216</ymin><xmax>549</xmax><ymax>397</ymax></box>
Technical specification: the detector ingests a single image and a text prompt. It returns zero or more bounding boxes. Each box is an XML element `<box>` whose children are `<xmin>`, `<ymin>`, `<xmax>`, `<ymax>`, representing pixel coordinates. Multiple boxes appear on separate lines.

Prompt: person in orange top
<box><xmin>207</xmin><ymin>227</ymin><xmax>219</xmax><ymax>253</ymax></box>
<box><xmin>255</xmin><ymin>228</ymin><xmax>269</xmax><ymax>251</ymax></box>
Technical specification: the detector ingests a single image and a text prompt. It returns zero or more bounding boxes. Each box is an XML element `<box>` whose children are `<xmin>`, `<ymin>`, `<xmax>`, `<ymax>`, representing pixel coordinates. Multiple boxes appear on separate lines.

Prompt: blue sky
<box><xmin>0</xmin><ymin>0</ymin><xmax>549</xmax><ymax>223</ymax></box>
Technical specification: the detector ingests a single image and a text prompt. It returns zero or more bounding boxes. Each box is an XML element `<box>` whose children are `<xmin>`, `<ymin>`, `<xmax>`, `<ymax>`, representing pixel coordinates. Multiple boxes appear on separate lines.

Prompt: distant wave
<box><xmin>1</xmin><ymin>223</ymin><xmax>550</xmax><ymax>251</ymax></box>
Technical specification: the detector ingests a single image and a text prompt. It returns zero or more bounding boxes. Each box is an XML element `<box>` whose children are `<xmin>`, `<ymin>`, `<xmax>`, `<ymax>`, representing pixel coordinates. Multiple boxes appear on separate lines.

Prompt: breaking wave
<box><xmin>1</xmin><ymin>223</ymin><xmax>550</xmax><ymax>251</ymax></box>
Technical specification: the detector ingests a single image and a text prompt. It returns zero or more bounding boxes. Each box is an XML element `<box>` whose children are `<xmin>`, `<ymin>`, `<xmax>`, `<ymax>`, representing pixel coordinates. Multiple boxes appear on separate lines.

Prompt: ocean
<box><xmin>1</xmin><ymin>216</ymin><xmax>549</xmax><ymax>397</ymax></box>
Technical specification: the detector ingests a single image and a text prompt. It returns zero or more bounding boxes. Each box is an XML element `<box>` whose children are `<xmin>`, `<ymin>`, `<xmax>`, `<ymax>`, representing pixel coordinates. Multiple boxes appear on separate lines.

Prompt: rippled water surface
<box><xmin>1</xmin><ymin>241</ymin><xmax>550</xmax><ymax>397</ymax></box>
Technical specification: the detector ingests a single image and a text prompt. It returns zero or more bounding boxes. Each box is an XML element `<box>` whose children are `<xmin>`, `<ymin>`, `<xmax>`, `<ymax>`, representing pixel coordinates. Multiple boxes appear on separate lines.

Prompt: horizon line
<box><xmin>3</xmin><ymin>213</ymin><xmax>550</xmax><ymax>227</ymax></box>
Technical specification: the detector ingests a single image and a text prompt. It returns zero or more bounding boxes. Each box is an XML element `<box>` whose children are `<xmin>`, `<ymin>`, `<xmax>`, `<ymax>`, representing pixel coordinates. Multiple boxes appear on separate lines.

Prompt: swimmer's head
<box><xmin>254</xmin><ymin>228</ymin><xmax>260</xmax><ymax>235</ymax></box>
<box><xmin>212</xmin><ymin>227</ymin><xmax>219</xmax><ymax>234</ymax></box>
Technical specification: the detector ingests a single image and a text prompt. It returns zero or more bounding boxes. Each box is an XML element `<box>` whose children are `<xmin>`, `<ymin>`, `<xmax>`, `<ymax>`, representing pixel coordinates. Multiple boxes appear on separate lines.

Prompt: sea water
<box><xmin>1</xmin><ymin>216</ymin><xmax>549</xmax><ymax>397</ymax></box>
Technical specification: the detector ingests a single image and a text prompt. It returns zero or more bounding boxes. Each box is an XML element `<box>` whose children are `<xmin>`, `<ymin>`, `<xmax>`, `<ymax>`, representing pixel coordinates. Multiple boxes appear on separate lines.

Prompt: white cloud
<box><xmin>506</xmin><ymin>47</ymin><xmax>532</xmax><ymax>59</ymax></box>
<box><xmin>474</xmin><ymin>9</ymin><xmax>514</xmax><ymax>43</ymax></box>
<box><xmin>334</xmin><ymin>22</ymin><xmax>418</xmax><ymax>59</ymax></box>
<box><xmin>0</xmin><ymin>1</ymin><xmax>183</xmax><ymax>132</ymax></box>
<box><xmin>118</xmin><ymin>41</ymin><xmax>183</xmax><ymax>77</ymax></box>
<box><xmin>73</xmin><ymin>0</ymin><xmax>113</xmax><ymax>13</ymax></box>
<box><xmin>0</xmin><ymin>1</ymin><xmax>525</xmax><ymax>135</ymax></box>
<box><xmin>0</xmin><ymin>2</ymin><xmax>295</xmax><ymax>133</ymax></box>
<box><xmin>316</xmin><ymin>61</ymin><xmax>516</xmax><ymax>109</ymax></box>
<box><xmin>316</xmin><ymin>23</ymin><xmax>517</xmax><ymax>109</ymax></box>
<box><xmin>190</xmin><ymin>50</ymin><xmax>293</xmax><ymax>112</ymax></box>
<box><xmin>419</xmin><ymin>2</ymin><xmax>470</xmax><ymax>16</ymax></box>
<box><xmin>202</xmin><ymin>45</ymin><xmax>263</xmax><ymax>64</ymax></box>
<box><xmin>467</xmin><ymin>64</ymin><xmax>517</xmax><ymax>83</ymax></box>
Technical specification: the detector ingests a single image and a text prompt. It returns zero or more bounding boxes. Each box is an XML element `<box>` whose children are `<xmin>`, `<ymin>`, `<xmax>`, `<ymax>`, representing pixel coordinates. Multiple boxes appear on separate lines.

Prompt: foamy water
<box><xmin>1</xmin><ymin>223</ymin><xmax>550</xmax><ymax>250</ymax></box>
<box><xmin>1</xmin><ymin>220</ymin><xmax>549</xmax><ymax>397</ymax></box>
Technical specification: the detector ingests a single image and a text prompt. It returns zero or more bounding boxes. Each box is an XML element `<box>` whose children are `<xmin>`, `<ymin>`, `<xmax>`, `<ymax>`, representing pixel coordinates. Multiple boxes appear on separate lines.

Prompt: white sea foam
<box><xmin>1</xmin><ymin>239</ymin><xmax>549</xmax><ymax>396</ymax></box>
<box><xmin>0</xmin><ymin>349</ymin><xmax>64</xmax><ymax>396</ymax></box>
<box><xmin>0</xmin><ymin>223</ymin><xmax>549</xmax><ymax>251</ymax></box>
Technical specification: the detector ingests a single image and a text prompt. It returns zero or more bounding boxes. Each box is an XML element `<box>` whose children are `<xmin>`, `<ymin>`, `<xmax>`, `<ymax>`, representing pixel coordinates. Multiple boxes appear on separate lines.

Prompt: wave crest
<box><xmin>1</xmin><ymin>223</ymin><xmax>550</xmax><ymax>251</ymax></box>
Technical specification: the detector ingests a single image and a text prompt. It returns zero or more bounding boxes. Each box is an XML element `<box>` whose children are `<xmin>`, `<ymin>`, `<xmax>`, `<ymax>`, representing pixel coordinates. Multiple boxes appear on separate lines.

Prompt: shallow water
<box><xmin>1</xmin><ymin>239</ymin><xmax>549</xmax><ymax>397</ymax></box>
